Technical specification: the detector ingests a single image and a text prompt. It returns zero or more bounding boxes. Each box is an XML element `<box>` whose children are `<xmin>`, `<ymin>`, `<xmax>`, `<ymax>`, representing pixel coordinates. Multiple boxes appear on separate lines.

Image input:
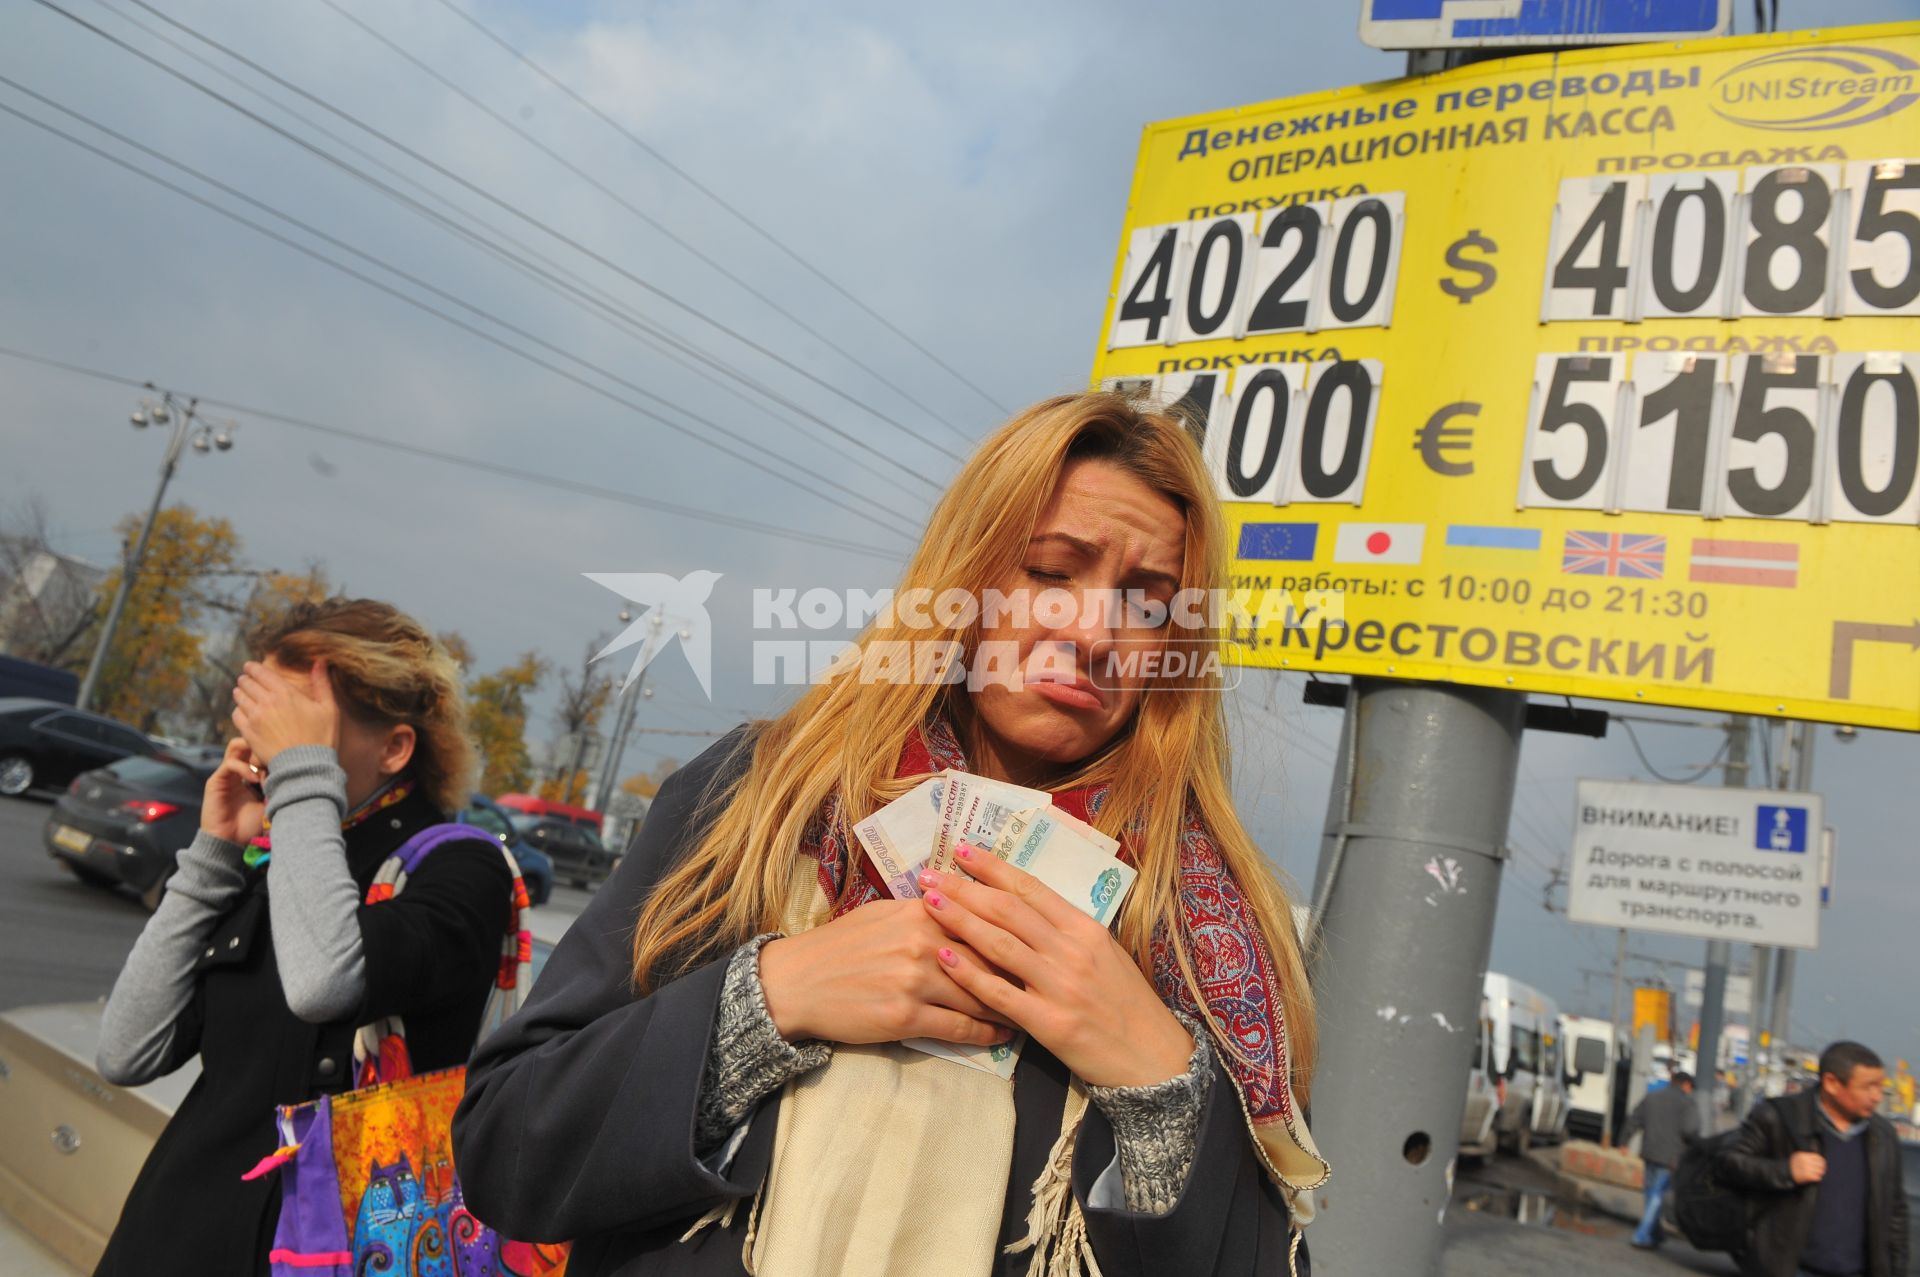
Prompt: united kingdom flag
<box><xmin>1561</xmin><ymin>531</ymin><xmax>1666</xmax><ymax>579</ymax></box>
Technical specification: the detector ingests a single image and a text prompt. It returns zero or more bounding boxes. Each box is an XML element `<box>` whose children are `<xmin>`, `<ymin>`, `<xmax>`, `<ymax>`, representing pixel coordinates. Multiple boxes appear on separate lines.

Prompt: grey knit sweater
<box><xmin>693</xmin><ymin>934</ymin><xmax>1212</xmax><ymax>1216</ymax></box>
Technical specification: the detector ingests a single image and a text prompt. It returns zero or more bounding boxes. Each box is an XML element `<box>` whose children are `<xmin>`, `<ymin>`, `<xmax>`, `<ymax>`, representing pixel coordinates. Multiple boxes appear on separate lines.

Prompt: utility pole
<box><xmin>590</xmin><ymin>611</ymin><xmax>668</xmax><ymax>813</ymax></box>
<box><xmin>1762</xmin><ymin>720</ymin><xmax>1816</xmax><ymax>1089</ymax></box>
<box><xmin>1694</xmin><ymin>714</ymin><xmax>1749</xmax><ymax>1131</ymax></box>
<box><xmin>1601</xmin><ymin>927</ymin><xmax>1629</xmax><ymax>1146</ymax></box>
<box><xmin>1306</xmin><ymin>679</ymin><xmax>1527</xmax><ymax>1275</ymax></box>
<box><xmin>76</xmin><ymin>390</ymin><xmax>234</xmax><ymax>712</ymax></box>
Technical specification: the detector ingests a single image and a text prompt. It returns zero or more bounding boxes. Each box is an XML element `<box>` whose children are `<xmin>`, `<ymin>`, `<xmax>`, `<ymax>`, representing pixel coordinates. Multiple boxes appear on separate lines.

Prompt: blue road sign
<box><xmin>1755</xmin><ymin>804</ymin><xmax>1810</xmax><ymax>854</ymax></box>
<box><xmin>1360</xmin><ymin>0</ymin><xmax>1730</xmax><ymax>50</ymax></box>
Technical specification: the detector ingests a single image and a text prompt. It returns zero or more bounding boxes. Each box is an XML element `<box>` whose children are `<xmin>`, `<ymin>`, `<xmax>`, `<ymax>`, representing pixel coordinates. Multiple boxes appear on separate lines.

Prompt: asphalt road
<box><xmin>0</xmin><ymin>794</ymin><xmax>153</xmax><ymax>1011</ymax></box>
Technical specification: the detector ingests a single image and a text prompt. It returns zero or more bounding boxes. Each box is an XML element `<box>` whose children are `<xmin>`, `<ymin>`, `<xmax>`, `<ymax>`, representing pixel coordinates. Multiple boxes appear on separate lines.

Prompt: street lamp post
<box><xmin>75</xmin><ymin>389</ymin><xmax>235</xmax><ymax>713</ymax></box>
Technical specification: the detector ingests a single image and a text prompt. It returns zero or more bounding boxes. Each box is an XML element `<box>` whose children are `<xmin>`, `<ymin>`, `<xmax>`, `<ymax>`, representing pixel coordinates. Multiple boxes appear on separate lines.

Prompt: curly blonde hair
<box><xmin>247</xmin><ymin>598</ymin><xmax>475</xmax><ymax>814</ymax></box>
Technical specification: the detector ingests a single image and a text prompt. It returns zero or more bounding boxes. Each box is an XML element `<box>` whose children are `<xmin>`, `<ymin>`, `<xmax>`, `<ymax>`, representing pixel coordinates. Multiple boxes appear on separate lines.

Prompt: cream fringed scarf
<box><xmin>690</xmin><ymin>717</ymin><xmax>1330</xmax><ymax>1276</ymax></box>
<box><xmin>713</xmin><ymin>861</ymin><xmax>1094</xmax><ymax>1277</ymax></box>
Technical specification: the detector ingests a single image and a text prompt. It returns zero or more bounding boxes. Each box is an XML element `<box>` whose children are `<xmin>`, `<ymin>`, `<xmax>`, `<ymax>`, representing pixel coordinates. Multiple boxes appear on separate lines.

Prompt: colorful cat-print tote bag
<box><xmin>244</xmin><ymin>825</ymin><xmax>568</xmax><ymax>1277</ymax></box>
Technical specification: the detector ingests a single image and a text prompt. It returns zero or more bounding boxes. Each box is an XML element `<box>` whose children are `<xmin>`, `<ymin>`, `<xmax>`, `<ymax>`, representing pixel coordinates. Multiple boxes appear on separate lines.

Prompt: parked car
<box><xmin>0</xmin><ymin>699</ymin><xmax>161</xmax><ymax>798</ymax></box>
<box><xmin>0</xmin><ymin>654</ymin><xmax>79</xmax><ymax>704</ymax></box>
<box><xmin>457</xmin><ymin>793</ymin><xmax>554</xmax><ymax>906</ymax></box>
<box><xmin>44</xmin><ymin>752</ymin><xmax>217</xmax><ymax>910</ymax></box>
<box><xmin>0</xmin><ymin>920</ymin><xmax>566</xmax><ymax>1274</ymax></box>
<box><xmin>493</xmin><ymin>792</ymin><xmax>604</xmax><ymax>833</ymax></box>
<box><xmin>509</xmin><ymin>812</ymin><xmax>616</xmax><ymax>889</ymax></box>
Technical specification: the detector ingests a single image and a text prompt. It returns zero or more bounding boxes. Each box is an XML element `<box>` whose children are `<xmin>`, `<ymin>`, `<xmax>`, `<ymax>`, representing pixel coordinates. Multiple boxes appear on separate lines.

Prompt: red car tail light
<box><xmin>120</xmin><ymin>800</ymin><xmax>180</xmax><ymax>823</ymax></box>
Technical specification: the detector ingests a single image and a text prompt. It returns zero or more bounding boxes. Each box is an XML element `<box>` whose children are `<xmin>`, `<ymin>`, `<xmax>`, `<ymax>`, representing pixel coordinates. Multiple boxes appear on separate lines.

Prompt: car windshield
<box><xmin>462</xmin><ymin>806</ymin><xmax>514</xmax><ymax>840</ymax></box>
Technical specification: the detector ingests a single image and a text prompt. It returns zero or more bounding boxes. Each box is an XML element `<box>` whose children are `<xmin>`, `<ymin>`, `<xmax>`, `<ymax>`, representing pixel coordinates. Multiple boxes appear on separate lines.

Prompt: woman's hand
<box><xmin>201</xmin><ymin>737</ymin><xmax>267</xmax><ymax>844</ymax></box>
<box><xmin>232</xmin><ymin>659</ymin><xmax>339</xmax><ymax>768</ymax></box>
<box><xmin>919</xmin><ymin>845</ymin><xmax>1195</xmax><ymax>1088</ymax></box>
<box><xmin>758</xmin><ymin>900</ymin><xmax>1014</xmax><ymax>1050</ymax></box>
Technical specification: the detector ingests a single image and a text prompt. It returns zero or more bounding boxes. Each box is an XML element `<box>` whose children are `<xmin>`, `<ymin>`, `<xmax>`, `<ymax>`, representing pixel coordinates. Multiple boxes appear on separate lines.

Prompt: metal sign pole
<box><xmin>1765</xmin><ymin>722</ymin><xmax>1816</xmax><ymax>1084</ymax></box>
<box><xmin>1306</xmin><ymin>678</ymin><xmax>1526</xmax><ymax>1276</ymax></box>
<box><xmin>1693</xmin><ymin>714</ymin><xmax>1749</xmax><ymax>1129</ymax></box>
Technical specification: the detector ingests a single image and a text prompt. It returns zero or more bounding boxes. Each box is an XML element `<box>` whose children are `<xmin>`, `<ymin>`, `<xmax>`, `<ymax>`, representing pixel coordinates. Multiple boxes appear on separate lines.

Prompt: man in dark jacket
<box><xmin>1618</xmin><ymin>1070</ymin><xmax>1700</xmax><ymax>1248</ymax></box>
<box><xmin>1718</xmin><ymin>1040</ymin><xmax>1910</xmax><ymax>1277</ymax></box>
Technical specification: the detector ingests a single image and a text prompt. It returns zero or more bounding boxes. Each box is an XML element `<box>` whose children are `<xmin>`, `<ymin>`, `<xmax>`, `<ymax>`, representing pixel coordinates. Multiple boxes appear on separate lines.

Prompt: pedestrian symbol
<box><xmin>1755</xmin><ymin>805</ymin><xmax>1808</xmax><ymax>853</ymax></box>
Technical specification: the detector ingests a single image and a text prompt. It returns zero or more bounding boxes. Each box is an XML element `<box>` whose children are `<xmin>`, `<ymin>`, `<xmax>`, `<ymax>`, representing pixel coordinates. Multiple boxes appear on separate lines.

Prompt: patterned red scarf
<box><xmin>794</xmin><ymin>715</ymin><xmax>1315</xmax><ymax>1171</ymax></box>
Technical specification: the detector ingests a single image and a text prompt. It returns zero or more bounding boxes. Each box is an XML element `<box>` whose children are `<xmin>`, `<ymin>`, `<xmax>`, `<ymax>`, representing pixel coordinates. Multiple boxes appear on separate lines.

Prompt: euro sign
<box><xmin>1416</xmin><ymin>402</ymin><xmax>1478</xmax><ymax>476</ymax></box>
<box><xmin>1439</xmin><ymin>230</ymin><xmax>1498</xmax><ymax>303</ymax></box>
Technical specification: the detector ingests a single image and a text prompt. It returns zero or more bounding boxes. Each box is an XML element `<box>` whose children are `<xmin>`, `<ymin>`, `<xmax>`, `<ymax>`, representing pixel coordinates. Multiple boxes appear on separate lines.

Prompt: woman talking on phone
<box><xmin>93</xmin><ymin>599</ymin><xmax>512</xmax><ymax>1276</ymax></box>
<box><xmin>455</xmin><ymin>391</ymin><xmax>1329</xmax><ymax>1276</ymax></box>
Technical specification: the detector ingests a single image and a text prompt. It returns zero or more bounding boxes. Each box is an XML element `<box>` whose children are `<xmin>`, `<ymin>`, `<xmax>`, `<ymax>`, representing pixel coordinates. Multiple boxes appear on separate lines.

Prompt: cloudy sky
<box><xmin>4</xmin><ymin>0</ymin><xmax>1916</xmax><ymax>1073</ymax></box>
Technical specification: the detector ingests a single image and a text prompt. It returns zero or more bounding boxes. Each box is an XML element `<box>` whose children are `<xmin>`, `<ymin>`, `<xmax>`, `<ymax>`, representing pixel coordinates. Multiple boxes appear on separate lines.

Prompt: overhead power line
<box><xmin>0</xmin><ymin>342</ymin><xmax>905</xmax><ymax>562</ymax></box>
<box><xmin>0</xmin><ymin>86</ymin><xmax>919</xmax><ymax>538</ymax></box>
<box><xmin>99</xmin><ymin>0</ymin><xmax>965</xmax><ymax>467</ymax></box>
<box><xmin>309</xmin><ymin>0</ymin><xmax>980</xmax><ymax>448</ymax></box>
<box><xmin>81</xmin><ymin>0</ymin><xmax>943</xmax><ymax>499</ymax></box>
<box><xmin>426</xmin><ymin>0</ymin><xmax>1011</xmax><ymax>420</ymax></box>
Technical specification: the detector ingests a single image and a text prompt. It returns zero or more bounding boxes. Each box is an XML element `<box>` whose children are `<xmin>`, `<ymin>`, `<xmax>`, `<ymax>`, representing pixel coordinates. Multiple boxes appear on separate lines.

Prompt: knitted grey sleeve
<box><xmin>260</xmin><ymin>745</ymin><xmax>367</xmax><ymax>1024</ymax></box>
<box><xmin>96</xmin><ymin>829</ymin><xmax>249</xmax><ymax>1085</ymax></box>
<box><xmin>693</xmin><ymin>934</ymin><xmax>833</xmax><ymax>1155</ymax></box>
<box><xmin>1084</xmin><ymin>1012</ymin><xmax>1215</xmax><ymax>1215</ymax></box>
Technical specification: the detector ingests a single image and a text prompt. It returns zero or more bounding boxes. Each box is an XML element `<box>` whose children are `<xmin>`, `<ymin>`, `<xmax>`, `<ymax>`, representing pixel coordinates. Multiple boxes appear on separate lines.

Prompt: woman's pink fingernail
<box><xmin>918</xmin><ymin>869</ymin><xmax>941</xmax><ymax>888</ymax></box>
<box><xmin>956</xmin><ymin>844</ymin><xmax>974</xmax><ymax>861</ymax></box>
<box><xmin>925</xmin><ymin>891</ymin><xmax>945</xmax><ymax>909</ymax></box>
<box><xmin>937</xmin><ymin>947</ymin><xmax>959</xmax><ymax>967</ymax></box>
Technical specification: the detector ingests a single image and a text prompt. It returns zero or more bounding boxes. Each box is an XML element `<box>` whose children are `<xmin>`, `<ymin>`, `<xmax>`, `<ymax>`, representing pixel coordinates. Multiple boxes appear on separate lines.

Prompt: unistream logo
<box><xmin>1710</xmin><ymin>45</ymin><xmax>1920</xmax><ymax>131</ymax></box>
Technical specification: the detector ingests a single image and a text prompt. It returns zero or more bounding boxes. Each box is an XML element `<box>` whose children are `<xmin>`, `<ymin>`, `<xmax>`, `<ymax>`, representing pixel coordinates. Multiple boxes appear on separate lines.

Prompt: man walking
<box><xmin>1718</xmin><ymin>1040</ymin><xmax>1910</xmax><ymax>1277</ymax></box>
<box><xmin>1618</xmin><ymin>1069</ymin><xmax>1700</xmax><ymax>1249</ymax></box>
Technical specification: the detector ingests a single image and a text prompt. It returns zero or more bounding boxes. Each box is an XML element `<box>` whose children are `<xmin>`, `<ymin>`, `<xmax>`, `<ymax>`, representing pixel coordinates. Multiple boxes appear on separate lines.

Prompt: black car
<box><xmin>45</xmin><ymin>752</ymin><xmax>216</xmax><ymax>910</ymax></box>
<box><xmin>510</xmin><ymin>813</ymin><xmax>617</xmax><ymax>888</ymax></box>
<box><xmin>0</xmin><ymin>698</ymin><xmax>160</xmax><ymax>798</ymax></box>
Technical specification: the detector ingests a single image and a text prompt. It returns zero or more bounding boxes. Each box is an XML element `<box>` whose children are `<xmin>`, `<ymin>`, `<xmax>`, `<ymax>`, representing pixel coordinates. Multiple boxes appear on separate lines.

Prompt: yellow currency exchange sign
<box><xmin>1091</xmin><ymin>23</ymin><xmax>1920</xmax><ymax>731</ymax></box>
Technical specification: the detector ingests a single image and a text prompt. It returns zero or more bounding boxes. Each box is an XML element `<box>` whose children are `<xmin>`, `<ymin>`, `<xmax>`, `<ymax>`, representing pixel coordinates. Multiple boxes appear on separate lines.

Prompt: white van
<box><xmin>1459</xmin><ymin>972</ymin><xmax>1569</xmax><ymax>1155</ymax></box>
<box><xmin>1559</xmin><ymin>1013</ymin><xmax>1624</xmax><ymax>1142</ymax></box>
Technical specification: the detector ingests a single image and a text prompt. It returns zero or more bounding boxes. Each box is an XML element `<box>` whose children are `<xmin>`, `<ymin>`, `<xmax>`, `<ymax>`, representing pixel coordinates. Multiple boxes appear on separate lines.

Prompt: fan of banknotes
<box><xmin>853</xmin><ymin>773</ymin><xmax>1138</xmax><ymax>1077</ymax></box>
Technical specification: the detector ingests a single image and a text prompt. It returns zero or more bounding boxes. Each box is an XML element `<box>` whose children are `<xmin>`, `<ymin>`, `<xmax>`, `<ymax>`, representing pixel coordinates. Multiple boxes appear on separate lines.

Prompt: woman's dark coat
<box><xmin>453</xmin><ymin>729</ymin><xmax>1309</xmax><ymax>1276</ymax></box>
<box><xmin>95</xmin><ymin>790</ymin><xmax>512</xmax><ymax>1277</ymax></box>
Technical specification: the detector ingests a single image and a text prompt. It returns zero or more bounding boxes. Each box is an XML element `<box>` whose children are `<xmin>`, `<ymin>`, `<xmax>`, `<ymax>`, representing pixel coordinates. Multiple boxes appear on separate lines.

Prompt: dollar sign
<box><xmin>1440</xmin><ymin>230</ymin><xmax>1499</xmax><ymax>303</ymax></box>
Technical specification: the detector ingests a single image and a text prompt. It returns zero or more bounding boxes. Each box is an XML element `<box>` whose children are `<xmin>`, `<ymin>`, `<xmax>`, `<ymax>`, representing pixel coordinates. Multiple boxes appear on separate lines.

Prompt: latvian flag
<box><xmin>1688</xmin><ymin>538</ymin><xmax>1799</xmax><ymax>588</ymax></box>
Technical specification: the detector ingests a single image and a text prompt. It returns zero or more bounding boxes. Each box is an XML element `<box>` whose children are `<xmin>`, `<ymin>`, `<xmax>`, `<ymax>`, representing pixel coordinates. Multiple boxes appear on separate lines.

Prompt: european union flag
<box><xmin>1237</xmin><ymin>523</ymin><xmax>1318</xmax><ymax>561</ymax></box>
<box><xmin>1755</xmin><ymin>804</ymin><xmax>1809</xmax><ymax>853</ymax></box>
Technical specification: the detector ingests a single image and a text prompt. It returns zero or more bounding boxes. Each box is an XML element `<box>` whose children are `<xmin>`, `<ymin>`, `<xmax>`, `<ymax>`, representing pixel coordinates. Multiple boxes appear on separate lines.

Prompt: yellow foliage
<box><xmin>468</xmin><ymin>652</ymin><xmax>546</xmax><ymax>796</ymax></box>
<box><xmin>538</xmin><ymin>769</ymin><xmax>593</xmax><ymax>806</ymax></box>
<box><xmin>90</xmin><ymin>506</ymin><xmax>240</xmax><ymax>730</ymax></box>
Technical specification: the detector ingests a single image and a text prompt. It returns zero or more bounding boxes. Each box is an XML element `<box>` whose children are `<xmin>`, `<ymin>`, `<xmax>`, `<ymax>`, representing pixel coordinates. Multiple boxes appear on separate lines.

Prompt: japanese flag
<box><xmin>1334</xmin><ymin>522</ymin><xmax>1425</xmax><ymax>565</ymax></box>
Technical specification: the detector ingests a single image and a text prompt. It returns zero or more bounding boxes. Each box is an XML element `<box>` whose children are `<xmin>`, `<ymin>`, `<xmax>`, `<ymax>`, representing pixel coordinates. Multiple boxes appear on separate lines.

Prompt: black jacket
<box><xmin>1620</xmin><ymin>1082</ymin><xmax>1701</xmax><ymax>1169</ymax></box>
<box><xmin>96</xmin><ymin>789</ymin><xmax>512</xmax><ymax>1277</ymax></box>
<box><xmin>1717</xmin><ymin>1088</ymin><xmax>1910</xmax><ymax>1277</ymax></box>
<box><xmin>453</xmin><ymin>728</ymin><xmax>1309</xmax><ymax>1276</ymax></box>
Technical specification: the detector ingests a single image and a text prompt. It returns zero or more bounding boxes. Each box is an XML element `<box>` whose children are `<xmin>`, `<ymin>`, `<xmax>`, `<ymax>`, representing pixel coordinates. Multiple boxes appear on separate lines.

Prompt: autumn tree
<box><xmin>86</xmin><ymin>506</ymin><xmax>241</xmax><ymax>731</ymax></box>
<box><xmin>467</xmin><ymin>652</ymin><xmax>546</xmax><ymax>796</ymax></box>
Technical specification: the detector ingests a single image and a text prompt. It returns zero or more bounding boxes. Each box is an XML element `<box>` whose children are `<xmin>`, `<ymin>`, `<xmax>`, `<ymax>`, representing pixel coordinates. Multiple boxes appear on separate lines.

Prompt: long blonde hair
<box><xmin>629</xmin><ymin>391</ymin><xmax>1317</xmax><ymax>1100</ymax></box>
<box><xmin>248</xmin><ymin>597</ymin><xmax>476</xmax><ymax>815</ymax></box>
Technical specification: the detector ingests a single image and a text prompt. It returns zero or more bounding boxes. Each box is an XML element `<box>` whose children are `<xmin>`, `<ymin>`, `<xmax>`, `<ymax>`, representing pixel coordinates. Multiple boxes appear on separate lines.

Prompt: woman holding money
<box><xmin>455</xmin><ymin>391</ymin><xmax>1328</xmax><ymax>1276</ymax></box>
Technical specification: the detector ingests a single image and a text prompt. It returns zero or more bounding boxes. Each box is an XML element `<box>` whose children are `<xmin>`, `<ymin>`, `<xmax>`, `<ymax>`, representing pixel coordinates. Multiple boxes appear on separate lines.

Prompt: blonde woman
<box><xmin>455</xmin><ymin>392</ymin><xmax>1329</xmax><ymax>1276</ymax></box>
<box><xmin>95</xmin><ymin>599</ymin><xmax>513</xmax><ymax>1276</ymax></box>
